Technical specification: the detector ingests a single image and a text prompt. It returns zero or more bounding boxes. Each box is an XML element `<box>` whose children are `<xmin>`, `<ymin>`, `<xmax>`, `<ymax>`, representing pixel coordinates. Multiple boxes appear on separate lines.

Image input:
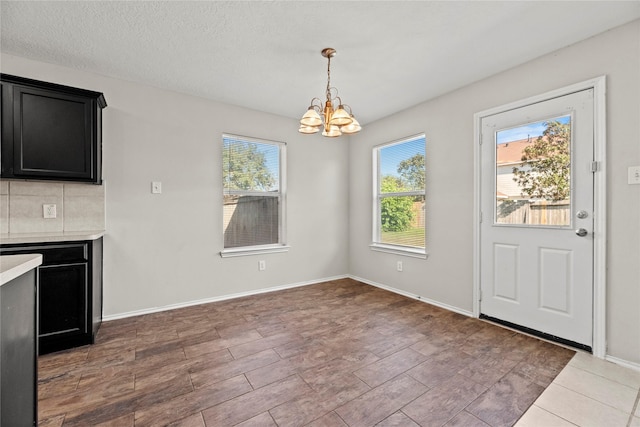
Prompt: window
<box><xmin>495</xmin><ymin>116</ymin><xmax>572</xmax><ymax>227</ymax></box>
<box><xmin>221</xmin><ymin>134</ymin><xmax>287</xmax><ymax>257</ymax></box>
<box><xmin>372</xmin><ymin>134</ymin><xmax>426</xmax><ymax>258</ymax></box>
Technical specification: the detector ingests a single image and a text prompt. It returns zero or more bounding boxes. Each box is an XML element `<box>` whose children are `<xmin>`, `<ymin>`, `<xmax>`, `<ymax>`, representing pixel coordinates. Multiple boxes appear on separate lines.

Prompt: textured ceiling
<box><xmin>1</xmin><ymin>1</ymin><xmax>639</xmax><ymax>125</ymax></box>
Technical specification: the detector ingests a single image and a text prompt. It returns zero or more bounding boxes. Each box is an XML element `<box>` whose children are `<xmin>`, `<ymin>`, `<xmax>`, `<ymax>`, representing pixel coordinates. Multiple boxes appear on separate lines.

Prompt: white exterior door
<box><xmin>480</xmin><ymin>89</ymin><xmax>594</xmax><ymax>349</ymax></box>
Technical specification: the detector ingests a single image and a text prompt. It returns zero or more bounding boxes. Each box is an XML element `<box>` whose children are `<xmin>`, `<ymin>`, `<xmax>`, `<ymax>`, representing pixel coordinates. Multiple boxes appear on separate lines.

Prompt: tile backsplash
<box><xmin>0</xmin><ymin>180</ymin><xmax>105</xmax><ymax>234</ymax></box>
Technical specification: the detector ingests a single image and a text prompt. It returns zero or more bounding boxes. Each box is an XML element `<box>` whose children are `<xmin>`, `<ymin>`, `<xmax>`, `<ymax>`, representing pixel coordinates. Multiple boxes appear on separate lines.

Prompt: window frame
<box><xmin>370</xmin><ymin>134</ymin><xmax>427</xmax><ymax>259</ymax></box>
<box><xmin>220</xmin><ymin>133</ymin><xmax>289</xmax><ymax>258</ymax></box>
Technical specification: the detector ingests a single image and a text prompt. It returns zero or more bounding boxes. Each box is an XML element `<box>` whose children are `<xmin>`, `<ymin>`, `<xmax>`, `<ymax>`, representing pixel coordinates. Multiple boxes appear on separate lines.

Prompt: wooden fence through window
<box><xmin>496</xmin><ymin>200</ymin><xmax>570</xmax><ymax>226</ymax></box>
<box><xmin>223</xmin><ymin>195</ymin><xmax>278</xmax><ymax>248</ymax></box>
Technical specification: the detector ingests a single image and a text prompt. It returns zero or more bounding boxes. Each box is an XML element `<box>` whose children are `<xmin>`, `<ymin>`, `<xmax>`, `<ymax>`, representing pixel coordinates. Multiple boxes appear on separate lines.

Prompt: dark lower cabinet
<box><xmin>1</xmin><ymin>267</ymin><xmax>37</xmax><ymax>426</ymax></box>
<box><xmin>0</xmin><ymin>238</ymin><xmax>103</xmax><ymax>354</ymax></box>
<box><xmin>39</xmin><ymin>263</ymin><xmax>87</xmax><ymax>337</ymax></box>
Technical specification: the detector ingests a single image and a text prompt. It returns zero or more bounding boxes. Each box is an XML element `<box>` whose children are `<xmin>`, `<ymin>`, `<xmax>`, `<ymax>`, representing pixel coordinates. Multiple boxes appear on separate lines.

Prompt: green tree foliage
<box><xmin>397</xmin><ymin>153</ymin><xmax>425</xmax><ymax>190</ymax></box>
<box><xmin>380</xmin><ymin>176</ymin><xmax>414</xmax><ymax>232</ymax></box>
<box><xmin>512</xmin><ymin>120</ymin><xmax>570</xmax><ymax>202</ymax></box>
<box><xmin>223</xmin><ymin>142</ymin><xmax>275</xmax><ymax>191</ymax></box>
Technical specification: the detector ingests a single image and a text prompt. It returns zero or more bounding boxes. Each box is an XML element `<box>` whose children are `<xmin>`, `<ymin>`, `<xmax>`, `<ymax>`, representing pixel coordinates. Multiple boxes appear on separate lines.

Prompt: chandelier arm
<box><xmin>309</xmin><ymin>97</ymin><xmax>323</xmax><ymax>110</ymax></box>
<box><xmin>329</xmin><ymin>86</ymin><xmax>340</xmax><ymax>101</ymax></box>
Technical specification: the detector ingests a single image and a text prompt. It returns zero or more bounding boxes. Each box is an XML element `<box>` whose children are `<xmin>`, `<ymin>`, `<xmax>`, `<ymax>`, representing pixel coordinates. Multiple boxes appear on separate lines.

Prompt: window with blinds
<box><xmin>372</xmin><ymin>134</ymin><xmax>426</xmax><ymax>256</ymax></box>
<box><xmin>222</xmin><ymin>134</ymin><xmax>286</xmax><ymax>255</ymax></box>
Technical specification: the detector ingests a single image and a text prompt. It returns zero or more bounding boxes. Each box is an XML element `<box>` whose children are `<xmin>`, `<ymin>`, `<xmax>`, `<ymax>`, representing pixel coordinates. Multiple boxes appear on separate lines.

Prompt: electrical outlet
<box><xmin>152</xmin><ymin>181</ymin><xmax>162</xmax><ymax>194</ymax></box>
<box><xmin>43</xmin><ymin>204</ymin><xmax>57</xmax><ymax>219</ymax></box>
<box><xmin>397</xmin><ymin>261</ymin><xmax>403</xmax><ymax>272</ymax></box>
<box><xmin>259</xmin><ymin>260</ymin><xmax>266</xmax><ymax>271</ymax></box>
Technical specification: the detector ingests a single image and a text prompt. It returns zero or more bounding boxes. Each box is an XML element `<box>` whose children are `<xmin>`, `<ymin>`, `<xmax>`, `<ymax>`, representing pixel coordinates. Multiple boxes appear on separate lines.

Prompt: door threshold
<box><xmin>479</xmin><ymin>314</ymin><xmax>592</xmax><ymax>353</ymax></box>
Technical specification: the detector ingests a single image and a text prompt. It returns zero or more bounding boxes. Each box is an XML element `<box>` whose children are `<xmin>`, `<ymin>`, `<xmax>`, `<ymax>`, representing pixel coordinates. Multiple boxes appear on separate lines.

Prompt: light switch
<box><xmin>151</xmin><ymin>181</ymin><xmax>162</xmax><ymax>194</ymax></box>
<box><xmin>629</xmin><ymin>166</ymin><xmax>640</xmax><ymax>185</ymax></box>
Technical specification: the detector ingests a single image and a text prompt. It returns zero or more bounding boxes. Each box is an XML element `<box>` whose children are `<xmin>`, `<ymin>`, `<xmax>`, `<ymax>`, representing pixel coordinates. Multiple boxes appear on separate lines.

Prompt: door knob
<box><xmin>575</xmin><ymin>228</ymin><xmax>588</xmax><ymax>237</ymax></box>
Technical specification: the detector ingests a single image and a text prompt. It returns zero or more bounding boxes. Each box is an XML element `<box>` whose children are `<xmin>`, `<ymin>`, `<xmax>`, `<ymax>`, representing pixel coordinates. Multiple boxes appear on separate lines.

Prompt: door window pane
<box><xmin>495</xmin><ymin>116</ymin><xmax>571</xmax><ymax>226</ymax></box>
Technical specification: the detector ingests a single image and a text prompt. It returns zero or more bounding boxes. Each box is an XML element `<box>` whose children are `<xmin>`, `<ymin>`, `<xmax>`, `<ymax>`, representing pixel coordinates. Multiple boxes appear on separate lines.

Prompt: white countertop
<box><xmin>0</xmin><ymin>254</ymin><xmax>43</xmax><ymax>286</ymax></box>
<box><xmin>0</xmin><ymin>230</ymin><xmax>105</xmax><ymax>245</ymax></box>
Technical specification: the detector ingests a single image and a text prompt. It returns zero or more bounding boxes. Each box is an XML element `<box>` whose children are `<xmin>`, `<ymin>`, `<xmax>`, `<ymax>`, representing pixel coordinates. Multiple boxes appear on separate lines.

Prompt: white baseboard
<box><xmin>351</xmin><ymin>276</ymin><xmax>640</xmax><ymax>370</ymax></box>
<box><xmin>102</xmin><ymin>274</ymin><xmax>349</xmax><ymax>322</ymax></box>
<box><xmin>349</xmin><ymin>275</ymin><xmax>474</xmax><ymax>317</ymax></box>
<box><xmin>605</xmin><ymin>355</ymin><xmax>640</xmax><ymax>373</ymax></box>
<box><xmin>102</xmin><ymin>275</ymin><xmax>640</xmax><ymax>374</ymax></box>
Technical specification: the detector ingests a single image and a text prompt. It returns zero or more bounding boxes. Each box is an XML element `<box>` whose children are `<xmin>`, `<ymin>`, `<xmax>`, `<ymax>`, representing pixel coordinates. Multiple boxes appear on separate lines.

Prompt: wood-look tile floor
<box><xmin>38</xmin><ymin>278</ymin><xmax>575</xmax><ymax>427</ymax></box>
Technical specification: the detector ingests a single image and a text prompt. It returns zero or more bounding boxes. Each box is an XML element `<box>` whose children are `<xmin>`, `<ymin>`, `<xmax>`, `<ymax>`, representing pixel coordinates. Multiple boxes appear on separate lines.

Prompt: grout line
<box><xmin>528</xmin><ymin>404</ymin><xmax>580</xmax><ymax>427</ymax></box>
<box><xmin>570</xmin><ymin>354</ymin><xmax>640</xmax><ymax>390</ymax></box>
<box><xmin>562</xmin><ymin>362</ymin><xmax>640</xmax><ymax>395</ymax></box>
<box><xmin>627</xmin><ymin>386</ymin><xmax>640</xmax><ymax>427</ymax></box>
<box><xmin>61</xmin><ymin>184</ymin><xmax>65</xmax><ymax>231</ymax></box>
<box><xmin>552</xmin><ymin>381</ymin><xmax>634</xmax><ymax>418</ymax></box>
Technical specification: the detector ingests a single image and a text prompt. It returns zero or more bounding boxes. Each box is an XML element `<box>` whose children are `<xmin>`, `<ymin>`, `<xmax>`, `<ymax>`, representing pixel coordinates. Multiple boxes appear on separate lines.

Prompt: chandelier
<box><xmin>299</xmin><ymin>48</ymin><xmax>362</xmax><ymax>137</ymax></box>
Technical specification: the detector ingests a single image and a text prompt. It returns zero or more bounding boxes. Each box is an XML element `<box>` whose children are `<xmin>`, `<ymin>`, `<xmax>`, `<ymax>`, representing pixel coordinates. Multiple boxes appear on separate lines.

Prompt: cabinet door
<box><xmin>12</xmin><ymin>86</ymin><xmax>95</xmax><ymax>181</ymax></box>
<box><xmin>39</xmin><ymin>263</ymin><xmax>88</xmax><ymax>337</ymax></box>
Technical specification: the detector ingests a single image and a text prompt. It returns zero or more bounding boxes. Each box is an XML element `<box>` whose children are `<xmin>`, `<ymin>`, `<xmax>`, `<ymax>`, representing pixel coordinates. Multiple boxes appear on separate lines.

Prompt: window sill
<box><xmin>369</xmin><ymin>243</ymin><xmax>428</xmax><ymax>259</ymax></box>
<box><xmin>220</xmin><ymin>245</ymin><xmax>290</xmax><ymax>258</ymax></box>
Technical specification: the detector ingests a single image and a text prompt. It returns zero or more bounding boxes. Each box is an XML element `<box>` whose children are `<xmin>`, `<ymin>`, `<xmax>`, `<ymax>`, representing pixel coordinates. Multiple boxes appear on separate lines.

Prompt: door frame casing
<box><xmin>473</xmin><ymin>76</ymin><xmax>607</xmax><ymax>358</ymax></box>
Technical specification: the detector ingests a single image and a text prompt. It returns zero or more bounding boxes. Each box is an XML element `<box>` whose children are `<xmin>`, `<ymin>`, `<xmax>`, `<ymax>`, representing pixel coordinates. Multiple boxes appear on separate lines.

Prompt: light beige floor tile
<box><xmin>569</xmin><ymin>353</ymin><xmax>640</xmax><ymax>388</ymax></box>
<box><xmin>630</xmin><ymin>415</ymin><xmax>640</xmax><ymax>427</ymax></box>
<box><xmin>515</xmin><ymin>405</ymin><xmax>577</xmax><ymax>427</ymax></box>
<box><xmin>553</xmin><ymin>364</ymin><xmax>637</xmax><ymax>412</ymax></box>
<box><xmin>535</xmin><ymin>383</ymin><xmax>629</xmax><ymax>427</ymax></box>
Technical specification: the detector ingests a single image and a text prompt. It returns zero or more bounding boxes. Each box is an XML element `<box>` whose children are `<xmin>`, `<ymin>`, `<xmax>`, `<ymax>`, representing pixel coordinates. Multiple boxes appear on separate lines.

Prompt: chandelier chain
<box><xmin>326</xmin><ymin>54</ymin><xmax>332</xmax><ymax>101</ymax></box>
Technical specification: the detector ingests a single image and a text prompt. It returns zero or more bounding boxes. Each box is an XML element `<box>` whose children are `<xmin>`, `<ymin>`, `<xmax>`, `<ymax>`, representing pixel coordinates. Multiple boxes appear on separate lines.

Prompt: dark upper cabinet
<box><xmin>1</xmin><ymin>74</ymin><xmax>107</xmax><ymax>184</ymax></box>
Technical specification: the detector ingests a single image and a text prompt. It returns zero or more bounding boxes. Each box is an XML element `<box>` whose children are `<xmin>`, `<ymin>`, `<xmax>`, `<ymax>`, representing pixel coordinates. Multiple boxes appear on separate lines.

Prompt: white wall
<box><xmin>2</xmin><ymin>19</ymin><xmax>638</xmax><ymax>366</ymax></box>
<box><xmin>349</xmin><ymin>20</ymin><xmax>640</xmax><ymax>365</ymax></box>
<box><xmin>0</xmin><ymin>53</ymin><xmax>351</xmax><ymax>317</ymax></box>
